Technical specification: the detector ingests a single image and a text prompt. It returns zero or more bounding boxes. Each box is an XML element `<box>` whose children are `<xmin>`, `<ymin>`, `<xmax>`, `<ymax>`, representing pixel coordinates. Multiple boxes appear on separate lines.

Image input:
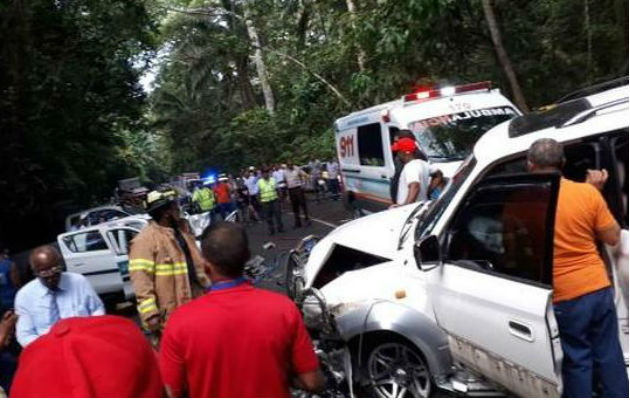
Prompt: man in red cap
<box><xmin>159</xmin><ymin>222</ymin><xmax>323</xmax><ymax>397</ymax></box>
<box><xmin>11</xmin><ymin>315</ymin><xmax>164</xmax><ymax>397</ymax></box>
<box><xmin>390</xmin><ymin>137</ymin><xmax>431</xmax><ymax>206</ymax></box>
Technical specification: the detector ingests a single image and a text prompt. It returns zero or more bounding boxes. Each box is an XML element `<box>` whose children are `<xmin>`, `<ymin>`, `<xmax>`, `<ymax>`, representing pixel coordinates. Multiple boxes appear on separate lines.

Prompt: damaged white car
<box><xmin>288</xmin><ymin>81</ymin><xmax>629</xmax><ymax>397</ymax></box>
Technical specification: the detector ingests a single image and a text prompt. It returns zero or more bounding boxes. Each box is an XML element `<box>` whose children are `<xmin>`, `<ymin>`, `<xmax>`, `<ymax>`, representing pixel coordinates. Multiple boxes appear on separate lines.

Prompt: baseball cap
<box><xmin>391</xmin><ymin>137</ymin><xmax>417</xmax><ymax>153</ymax></box>
<box><xmin>11</xmin><ymin>316</ymin><xmax>163</xmax><ymax>397</ymax></box>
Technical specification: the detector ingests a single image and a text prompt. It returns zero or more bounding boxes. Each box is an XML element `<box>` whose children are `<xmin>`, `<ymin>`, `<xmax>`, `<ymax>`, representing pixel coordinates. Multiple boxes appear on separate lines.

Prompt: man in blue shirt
<box><xmin>14</xmin><ymin>245</ymin><xmax>104</xmax><ymax>347</ymax></box>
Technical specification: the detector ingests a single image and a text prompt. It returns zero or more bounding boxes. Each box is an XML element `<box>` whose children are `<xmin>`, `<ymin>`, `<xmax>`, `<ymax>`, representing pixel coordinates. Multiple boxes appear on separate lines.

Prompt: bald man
<box><xmin>14</xmin><ymin>246</ymin><xmax>104</xmax><ymax>347</ymax></box>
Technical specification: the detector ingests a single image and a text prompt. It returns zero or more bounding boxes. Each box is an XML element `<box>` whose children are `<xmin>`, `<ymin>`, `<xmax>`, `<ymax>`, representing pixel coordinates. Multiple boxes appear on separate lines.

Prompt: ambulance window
<box><xmin>357</xmin><ymin>123</ymin><xmax>385</xmax><ymax>166</ymax></box>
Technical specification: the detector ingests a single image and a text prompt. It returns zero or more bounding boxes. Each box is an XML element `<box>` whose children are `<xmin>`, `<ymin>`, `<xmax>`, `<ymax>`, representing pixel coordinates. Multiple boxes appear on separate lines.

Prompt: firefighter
<box><xmin>129</xmin><ymin>188</ymin><xmax>210</xmax><ymax>345</ymax></box>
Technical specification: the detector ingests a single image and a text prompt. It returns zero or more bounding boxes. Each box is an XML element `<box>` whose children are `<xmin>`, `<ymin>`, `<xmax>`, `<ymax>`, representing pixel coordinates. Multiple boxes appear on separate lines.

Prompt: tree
<box><xmin>481</xmin><ymin>0</ymin><xmax>529</xmax><ymax>112</ymax></box>
<box><xmin>0</xmin><ymin>0</ymin><xmax>158</xmax><ymax>250</ymax></box>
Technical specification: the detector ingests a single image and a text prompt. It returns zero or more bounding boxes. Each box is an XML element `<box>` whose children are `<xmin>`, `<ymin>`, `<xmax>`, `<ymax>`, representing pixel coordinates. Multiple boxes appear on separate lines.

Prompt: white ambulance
<box><xmin>334</xmin><ymin>82</ymin><xmax>521</xmax><ymax>214</ymax></box>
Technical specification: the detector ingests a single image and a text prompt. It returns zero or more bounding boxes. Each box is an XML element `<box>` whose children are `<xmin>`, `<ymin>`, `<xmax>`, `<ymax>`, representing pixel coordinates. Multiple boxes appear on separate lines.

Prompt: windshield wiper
<box><xmin>397</xmin><ymin>202</ymin><xmax>430</xmax><ymax>250</ymax></box>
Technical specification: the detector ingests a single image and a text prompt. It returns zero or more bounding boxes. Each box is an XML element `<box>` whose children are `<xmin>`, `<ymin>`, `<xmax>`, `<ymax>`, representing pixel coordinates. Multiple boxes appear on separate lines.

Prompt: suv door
<box><xmin>57</xmin><ymin>229</ymin><xmax>122</xmax><ymax>295</ymax></box>
<box><xmin>607</xmin><ymin>132</ymin><xmax>629</xmax><ymax>362</ymax></box>
<box><xmin>104</xmin><ymin>227</ymin><xmax>140</xmax><ymax>300</ymax></box>
<box><xmin>424</xmin><ymin>173</ymin><xmax>562</xmax><ymax>397</ymax></box>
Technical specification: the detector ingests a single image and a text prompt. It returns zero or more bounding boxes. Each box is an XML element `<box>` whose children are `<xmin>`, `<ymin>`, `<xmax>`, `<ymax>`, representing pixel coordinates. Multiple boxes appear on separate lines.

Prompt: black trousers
<box><xmin>288</xmin><ymin>187</ymin><xmax>309</xmax><ymax>226</ymax></box>
<box><xmin>262</xmin><ymin>199</ymin><xmax>283</xmax><ymax>233</ymax></box>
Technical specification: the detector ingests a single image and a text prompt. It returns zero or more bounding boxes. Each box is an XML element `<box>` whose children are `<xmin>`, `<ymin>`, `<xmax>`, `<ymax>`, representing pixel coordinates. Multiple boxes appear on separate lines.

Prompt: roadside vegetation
<box><xmin>1</xmin><ymin>0</ymin><xmax>627</xmax><ymax>249</ymax></box>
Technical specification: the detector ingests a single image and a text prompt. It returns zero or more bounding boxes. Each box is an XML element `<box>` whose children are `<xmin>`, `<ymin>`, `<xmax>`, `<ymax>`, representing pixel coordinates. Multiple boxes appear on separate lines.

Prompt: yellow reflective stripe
<box><xmin>129</xmin><ymin>258</ymin><xmax>155</xmax><ymax>273</ymax></box>
<box><xmin>139</xmin><ymin>298</ymin><xmax>155</xmax><ymax>307</ymax></box>
<box><xmin>129</xmin><ymin>259</ymin><xmax>155</xmax><ymax>273</ymax></box>
<box><xmin>130</xmin><ymin>259</ymin><xmax>155</xmax><ymax>267</ymax></box>
<box><xmin>155</xmin><ymin>262</ymin><xmax>188</xmax><ymax>276</ymax></box>
<box><xmin>138</xmin><ymin>298</ymin><xmax>158</xmax><ymax>314</ymax></box>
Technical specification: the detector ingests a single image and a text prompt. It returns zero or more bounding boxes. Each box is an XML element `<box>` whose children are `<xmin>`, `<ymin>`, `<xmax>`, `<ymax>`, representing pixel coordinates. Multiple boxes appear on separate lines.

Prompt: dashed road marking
<box><xmin>310</xmin><ymin>217</ymin><xmax>339</xmax><ymax>229</ymax></box>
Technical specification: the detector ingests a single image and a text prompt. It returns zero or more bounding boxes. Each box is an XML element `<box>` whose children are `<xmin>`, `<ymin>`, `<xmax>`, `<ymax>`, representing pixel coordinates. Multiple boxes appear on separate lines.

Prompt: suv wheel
<box><xmin>363</xmin><ymin>340</ymin><xmax>432</xmax><ymax>398</ymax></box>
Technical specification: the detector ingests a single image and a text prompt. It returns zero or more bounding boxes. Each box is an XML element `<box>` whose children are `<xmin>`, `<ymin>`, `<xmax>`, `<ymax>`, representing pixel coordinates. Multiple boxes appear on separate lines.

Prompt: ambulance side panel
<box><xmin>336</xmin><ymin>115</ymin><xmax>394</xmax><ymax>211</ymax></box>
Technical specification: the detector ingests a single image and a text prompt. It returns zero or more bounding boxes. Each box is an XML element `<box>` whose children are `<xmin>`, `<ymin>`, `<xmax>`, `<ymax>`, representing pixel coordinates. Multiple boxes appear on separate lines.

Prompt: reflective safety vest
<box><xmin>193</xmin><ymin>188</ymin><xmax>215</xmax><ymax>211</ymax></box>
<box><xmin>258</xmin><ymin>177</ymin><xmax>278</xmax><ymax>203</ymax></box>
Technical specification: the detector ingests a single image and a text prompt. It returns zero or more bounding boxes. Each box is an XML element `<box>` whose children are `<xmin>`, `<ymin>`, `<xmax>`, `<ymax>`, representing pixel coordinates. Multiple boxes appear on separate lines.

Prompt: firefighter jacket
<box><xmin>128</xmin><ymin>219</ymin><xmax>210</xmax><ymax>328</ymax></box>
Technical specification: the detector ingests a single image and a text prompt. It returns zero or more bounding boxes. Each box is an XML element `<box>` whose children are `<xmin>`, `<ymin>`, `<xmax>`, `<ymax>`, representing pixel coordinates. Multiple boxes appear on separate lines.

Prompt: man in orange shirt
<box><xmin>527</xmin><ymin>138</ymin><xmax>628</xmax><ymax>397</ymax></box>
<box><xmin>214</xmin><ymin>174</ymin><xmax>234</xmax><ymax>220</ymax></box>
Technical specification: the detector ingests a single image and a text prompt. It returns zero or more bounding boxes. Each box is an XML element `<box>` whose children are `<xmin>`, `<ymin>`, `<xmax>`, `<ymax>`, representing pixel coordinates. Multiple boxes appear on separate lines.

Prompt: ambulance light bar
<box><xmin>403</xmin><ymin>81</ymin><xmax>492</xmax><ymax>103</ymax></box>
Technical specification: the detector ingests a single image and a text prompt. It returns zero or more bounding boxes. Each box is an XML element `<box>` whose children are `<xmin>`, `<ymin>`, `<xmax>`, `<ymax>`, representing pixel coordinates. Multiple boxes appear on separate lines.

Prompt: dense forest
<box><xmin>1</xmin><ymin>0</ymin><xmax>628</xmax><ymax>250</ymax></box>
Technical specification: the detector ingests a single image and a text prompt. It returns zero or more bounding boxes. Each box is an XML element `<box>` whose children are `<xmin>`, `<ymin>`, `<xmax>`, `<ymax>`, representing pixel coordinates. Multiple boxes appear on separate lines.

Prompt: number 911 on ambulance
<box><xmin>334</xmin><ymin>81</ymin><xmax>521</xmax><ymax>214</ymax></box>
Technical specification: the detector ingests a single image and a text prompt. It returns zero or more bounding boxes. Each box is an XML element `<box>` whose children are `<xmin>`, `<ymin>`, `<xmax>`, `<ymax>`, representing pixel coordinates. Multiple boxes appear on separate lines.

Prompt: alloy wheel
<box><xmin>366</xmin><ymin>342</ymin><xmax>431</xmax><ymax>398</ymax></box>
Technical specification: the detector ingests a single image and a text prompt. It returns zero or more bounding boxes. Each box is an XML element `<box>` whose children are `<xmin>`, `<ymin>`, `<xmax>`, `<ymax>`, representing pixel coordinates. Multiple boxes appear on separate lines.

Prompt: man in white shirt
<box><xmin>326</xmin><ymin>160</ymin><xmax>340</xmax><ymax>200</ymax></box>
<box><xmin>391</xmin><ymin>138</ymin><xmax>430</xmax><ymax>206</ymax></box>
<box><xmin>244</xmin><ymin>167</ymin><xmax>262</xmax><ymax>217</ymax></box>
<box><xmin>272</xmin><ymin>165</ymin><xmax>287</xmax><ymax>205</ymax></box>
<box><xmin>284</xmin><ymin>161</ymin><xmax>311</xmax><ymax>228</ymax></box>
<box><xmin>15</xmin><ymin>245</ymin><xmax>104</xmax><ymax>347</ymax></box>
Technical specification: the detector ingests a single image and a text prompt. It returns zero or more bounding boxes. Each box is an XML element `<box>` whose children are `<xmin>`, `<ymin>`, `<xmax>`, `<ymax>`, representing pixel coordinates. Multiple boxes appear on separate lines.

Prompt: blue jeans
<box><xmin>554</xmin><ymin>287</ymin><xmax>628</xmax><ymax>397</ymax></box>
<box><xmin>217</xmin><ymin>203</ymin><xmax>234</xmax><ymax>220</ymax></box>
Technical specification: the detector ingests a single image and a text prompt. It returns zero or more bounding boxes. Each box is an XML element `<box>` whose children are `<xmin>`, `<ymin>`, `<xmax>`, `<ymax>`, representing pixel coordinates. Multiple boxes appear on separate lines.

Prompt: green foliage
<box><xmin>150</xmin><ymin>0</ymin><xmax>627</xmax><ymax>180</ymax></box>
<box><xmin>0</xmin><ymin>0</ymin><xmax>158</xmax><ymax>248</ymax></box>
<box><xmin>1</xmin><ymin>0</ymin><xmax>627</xmax><ymax>249</ymax></box>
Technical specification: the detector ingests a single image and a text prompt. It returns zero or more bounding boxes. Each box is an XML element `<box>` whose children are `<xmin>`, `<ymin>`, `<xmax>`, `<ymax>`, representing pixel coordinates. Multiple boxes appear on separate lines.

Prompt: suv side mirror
<box><xmin>414</xmin><ymin>235</ymin><xmax>442</xmax><ymax>271</ymax></box>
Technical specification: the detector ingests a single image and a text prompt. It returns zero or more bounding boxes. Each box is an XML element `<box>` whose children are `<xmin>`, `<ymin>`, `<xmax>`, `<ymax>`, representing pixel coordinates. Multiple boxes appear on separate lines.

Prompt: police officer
<box><xmin>257</xmin><ymin>167</ymin><xmax>284</xmax><ymax>235</ymax></box>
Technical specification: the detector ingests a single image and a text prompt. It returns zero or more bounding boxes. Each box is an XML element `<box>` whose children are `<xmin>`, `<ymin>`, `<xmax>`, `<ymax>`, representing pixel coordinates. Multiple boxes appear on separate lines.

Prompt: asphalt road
<box><xmin>107</xmin><ymin>192</ymin><xmax>351</xmax><ymax>317</ymax></box>
<box><xmin>245</xmin><ymin>193</ymin><xmax>350</xmax><ymax>294</ymax></box>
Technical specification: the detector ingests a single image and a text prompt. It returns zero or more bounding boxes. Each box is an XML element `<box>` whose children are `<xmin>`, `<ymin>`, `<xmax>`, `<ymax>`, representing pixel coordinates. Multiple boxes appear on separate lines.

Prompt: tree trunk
<box><xmin>481</xmin><ymin>0</ymin><xmax>529</xmax><ymax>112</ymax></box>
<box><xmin>220</xmin><ymin>0</ymin><xmax>257</xmax><ymax>109</ymax></box>
<box><xmin>584</xmin><ymin>0</ymin><xmax>592</xmax><ymax>83</ymax></box>
<box><xmin>345</xmin><ymin>0</ymin><xmax>366</xmax><ymax>73</ymax></box>
<box><xmin>243</xmin><ymin>5</ymin><xmax>275</xmax><ymax>114</ymax></box>
<box><xmin>236</xmin><ymin>56</ymin><xmax>257</xmax><ymax>109</ymax></box>
<box><xmin>295</xmin><ymin>0</ymin><xmax>310</xmax><ymax>50</ymax></box>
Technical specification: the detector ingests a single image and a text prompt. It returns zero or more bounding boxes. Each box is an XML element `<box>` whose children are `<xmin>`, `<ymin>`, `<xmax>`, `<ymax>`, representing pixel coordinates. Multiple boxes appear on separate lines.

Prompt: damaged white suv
<box><xmin>291</xmin><ymin>81</ymin><xmax>629</xmax><ymax>397</ymax></box>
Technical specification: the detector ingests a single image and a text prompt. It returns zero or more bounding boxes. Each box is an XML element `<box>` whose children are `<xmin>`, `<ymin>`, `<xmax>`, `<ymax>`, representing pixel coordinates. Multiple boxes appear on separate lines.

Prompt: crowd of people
<box><xmin>190</xmin><ymin>160</ymin><xmax>340</xmax><ymax>236</ymax></box>
<box><xmin>0</xmin><ymin>140</ymin><xmax>628</xmax><ymax>398</ymax></box>
<box><xmin>0</xmin><ymin>214</ymin><xmax>324</xmax><ymax>396</ymax></box>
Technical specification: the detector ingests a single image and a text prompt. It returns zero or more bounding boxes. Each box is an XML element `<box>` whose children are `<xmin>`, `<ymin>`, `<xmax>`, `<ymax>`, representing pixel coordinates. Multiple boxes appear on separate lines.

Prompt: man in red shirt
<box><xmin>213</xmin><ymin>174</ymin><xmax>234</xmax><ymax>220</ymax></box>
<box><xmin>159</xmin><ymin>222</ymin><xmax>323</xmax><ymax>397</ymax></box>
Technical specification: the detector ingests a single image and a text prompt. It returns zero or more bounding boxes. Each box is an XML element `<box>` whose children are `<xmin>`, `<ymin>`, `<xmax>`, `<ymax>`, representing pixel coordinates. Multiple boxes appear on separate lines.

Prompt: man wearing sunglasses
<box><xmin>14</xmin><ymin>245</ymin><xmax>104</xmax><ymax>347</ymax></box>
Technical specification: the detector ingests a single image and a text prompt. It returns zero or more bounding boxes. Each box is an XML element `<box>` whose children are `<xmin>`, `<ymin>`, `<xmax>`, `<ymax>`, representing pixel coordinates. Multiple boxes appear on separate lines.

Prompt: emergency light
<box><xmin>403</xmin><ymin>81</ymin><xmax>492</xmax><ymax>103</ymax></box>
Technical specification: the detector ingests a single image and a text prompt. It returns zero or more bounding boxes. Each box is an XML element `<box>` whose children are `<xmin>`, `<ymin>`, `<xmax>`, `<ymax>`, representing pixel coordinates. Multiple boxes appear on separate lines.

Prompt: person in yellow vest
<box><xmin>257</xmin><ymin>167</ymin><xmax>284</xmax><ymax>235</ymax></box>
<box><xmin>192</xmin><ymin>182</ymin><xmax>215</xmax><ymax>214</ymax></box>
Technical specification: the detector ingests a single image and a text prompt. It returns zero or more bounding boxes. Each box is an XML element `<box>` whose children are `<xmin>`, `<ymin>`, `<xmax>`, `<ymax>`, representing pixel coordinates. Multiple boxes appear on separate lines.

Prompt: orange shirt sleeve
<box><xmin>590</xmin><ymin>185</ymin><xmax>616</xmax><ymax>231</ymax></box>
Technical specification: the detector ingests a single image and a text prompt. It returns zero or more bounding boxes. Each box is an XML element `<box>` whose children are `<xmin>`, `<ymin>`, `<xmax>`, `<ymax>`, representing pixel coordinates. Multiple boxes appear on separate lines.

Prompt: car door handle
<box><xmin>380</xmin><ymin>174</ymin><xmax>388</xmax><ymax>179</ymax></box>
<box><xmin>508</xmin><ymin>320</ymin><xmax>534</xmax><ymax>342</ymax></box>
<box><xmin>73</xmin><ymin>262</ymin><xmax>85</xmax><ymax>267</ymax></box>
<box><xmin>342</xmin><ymin>168</ymin><xmax>361</xmax><ymax>174</ymax></box>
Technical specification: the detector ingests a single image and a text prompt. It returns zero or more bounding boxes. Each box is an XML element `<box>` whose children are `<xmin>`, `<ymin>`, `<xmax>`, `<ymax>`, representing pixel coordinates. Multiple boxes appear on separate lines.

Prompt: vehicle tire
<box><xmin>358</xmin><ymin>336</ymin><xmax>432</xmax><ymax>398</ymax></box>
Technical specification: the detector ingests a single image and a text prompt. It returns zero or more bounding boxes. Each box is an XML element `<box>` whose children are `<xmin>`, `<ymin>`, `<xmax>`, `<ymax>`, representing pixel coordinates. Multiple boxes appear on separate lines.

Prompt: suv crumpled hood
<box><xmin>304</xmin><ymin>202</ymin><xmax>428</xmax><ymax>287</ymax></box>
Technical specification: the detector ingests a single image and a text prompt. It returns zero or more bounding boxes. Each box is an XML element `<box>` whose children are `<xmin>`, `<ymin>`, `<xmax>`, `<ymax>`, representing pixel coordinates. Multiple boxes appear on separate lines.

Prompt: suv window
<box><xmin>486</xmin><ymin>131</ymin><xmax>628</xmax><ymax>225</ymax></box>
<box><xmin>562</xmin><ymin>142</ymin><xmax>600</xmax><ymax>182</ymax></box>
<box><xmin>446</xmin><ymin>177</ymin><xmax>555</xmax><ymax>285</ymax></box>
<box><xmin>612</xmin><ymin>134</ymin><xmax>629</xmax><ymax>226</ymax></box>
<box><xmin>358</xmin><ymin>123</ymin><xmax>385</xmax><ymax>166</ymax></box>
<box><xmin>64</xmin><ymin>231</ymin><xmax>108</xmax><ymax>253</ymax></box>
